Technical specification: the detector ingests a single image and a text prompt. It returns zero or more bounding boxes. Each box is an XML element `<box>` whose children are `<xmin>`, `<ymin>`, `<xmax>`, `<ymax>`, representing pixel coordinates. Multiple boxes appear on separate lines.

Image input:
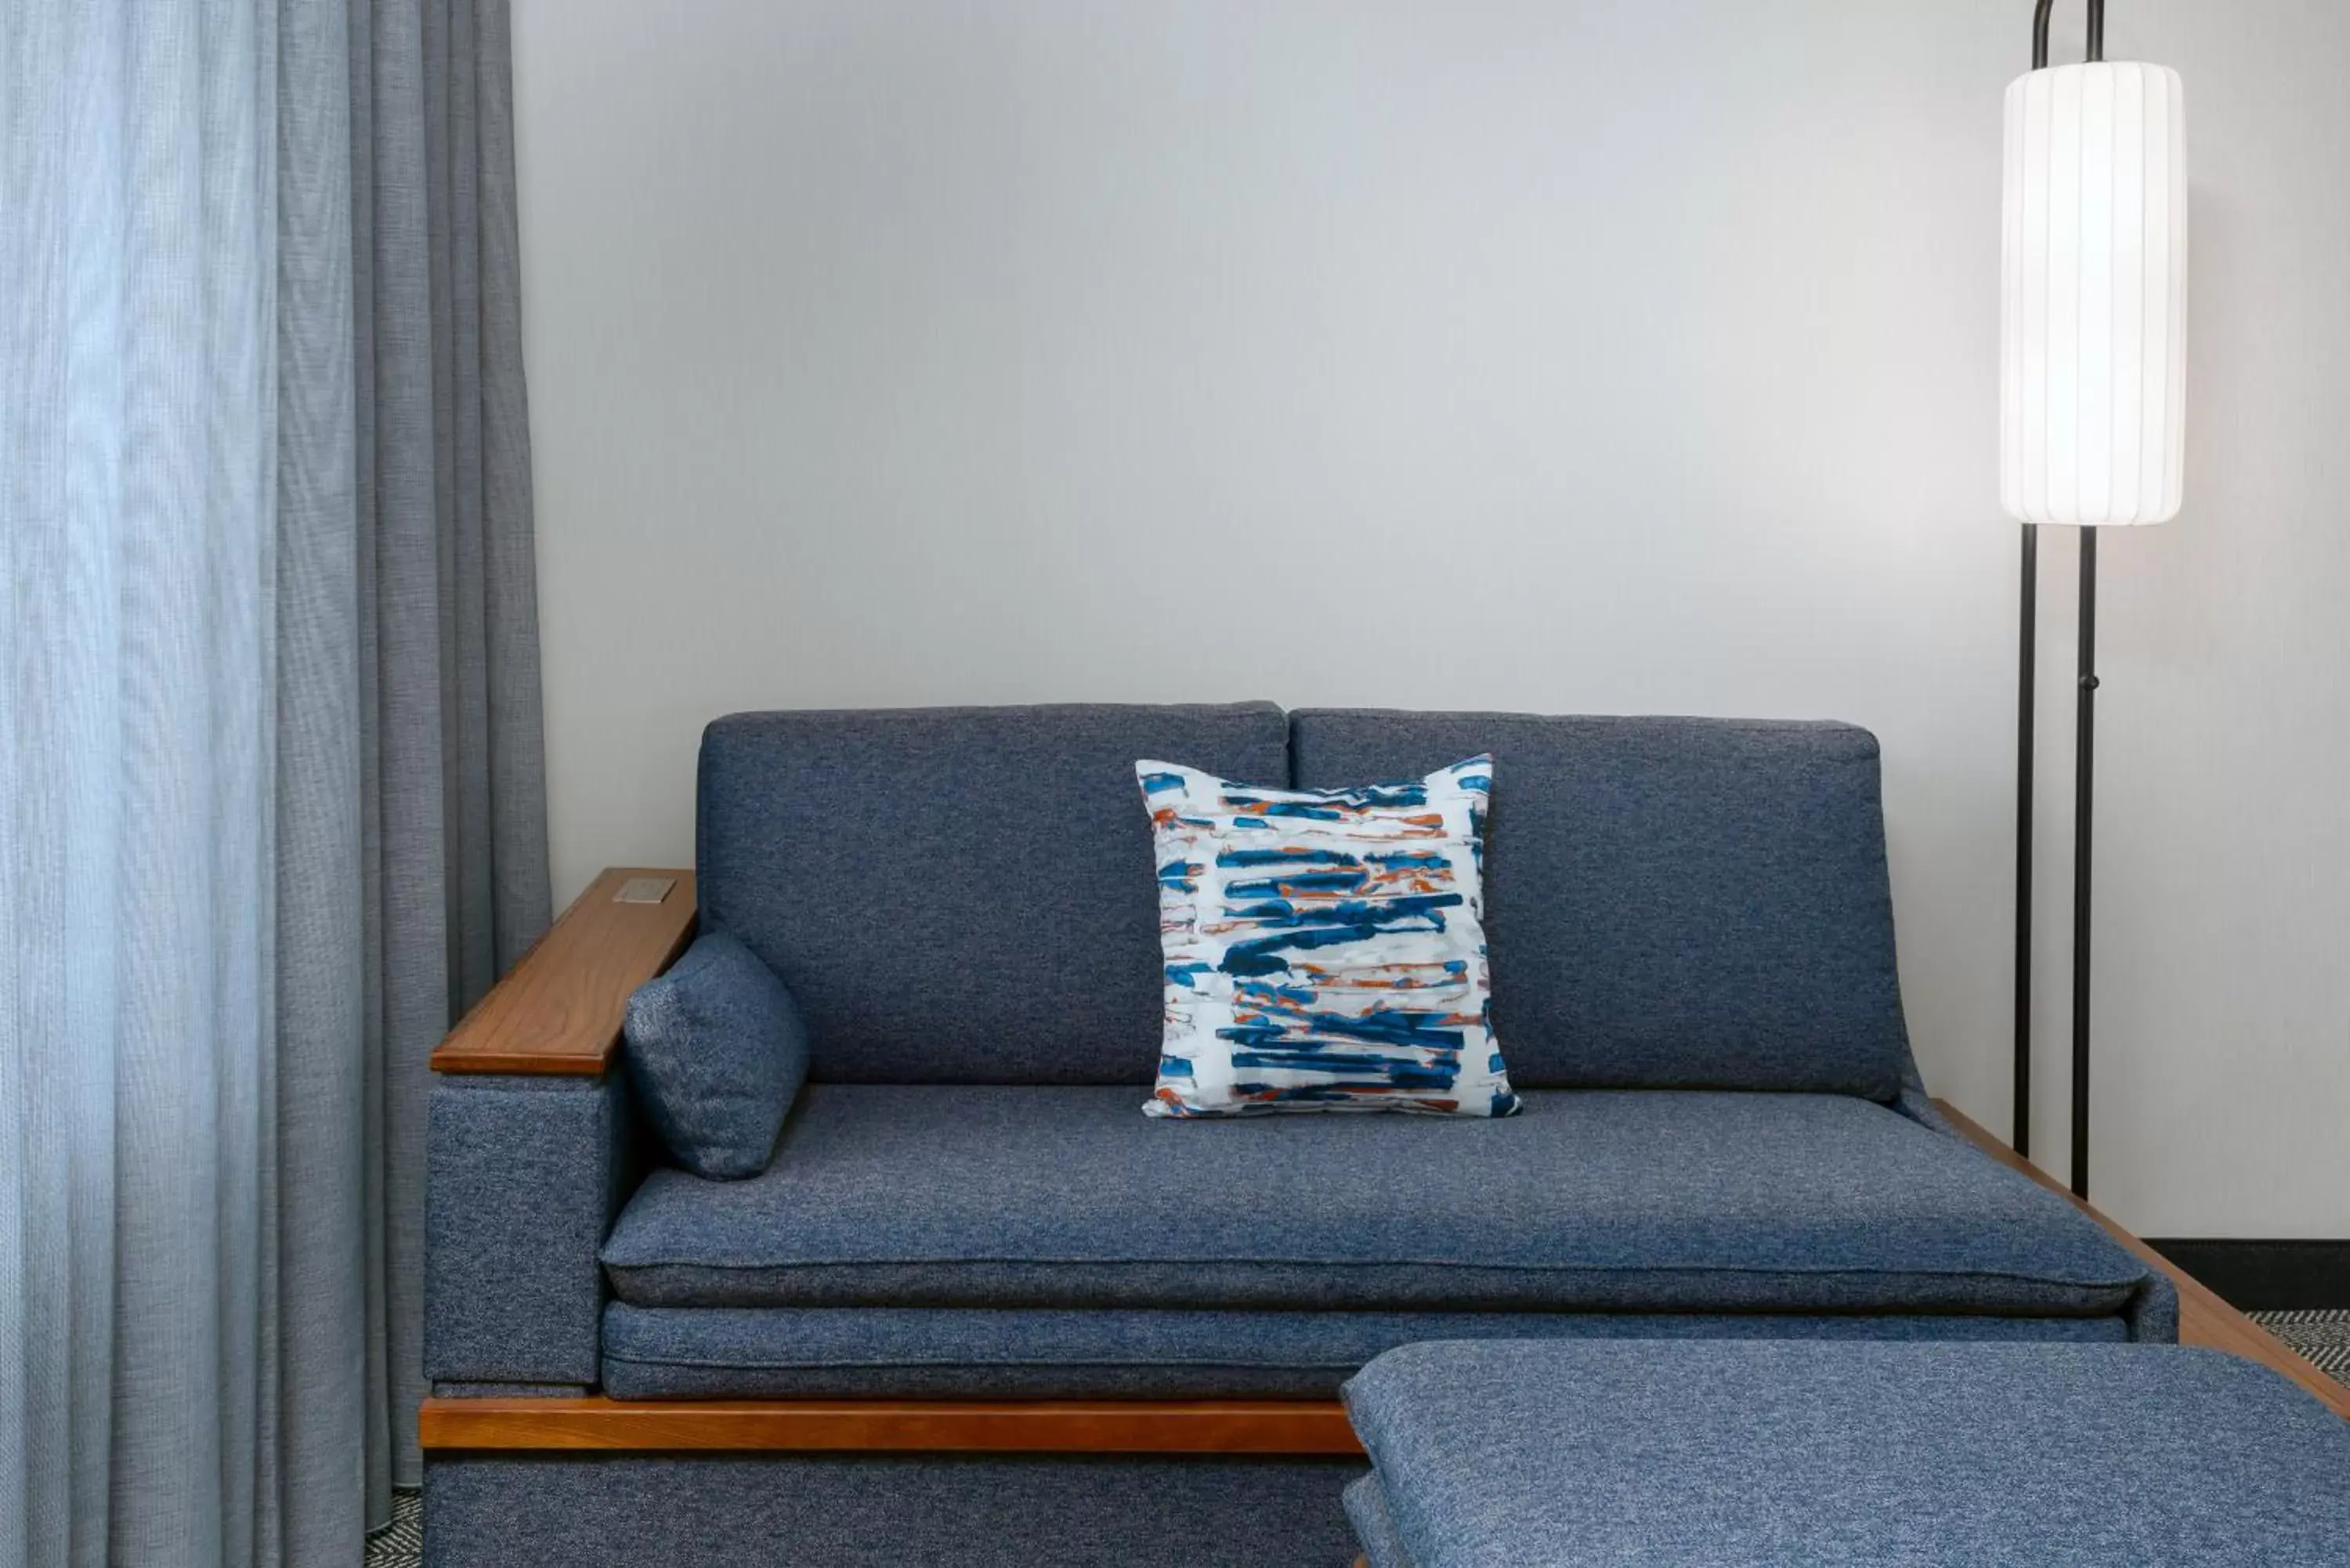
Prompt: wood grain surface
<box><xmin>418</xmin><ymin>1396</ymin><xmax>1364</xmax><ymax>1454</ymax></box>
<box><xmin>428</xmin><ymin>866</ymin><xmax>697</xmax><ymax>1075</ymax></box>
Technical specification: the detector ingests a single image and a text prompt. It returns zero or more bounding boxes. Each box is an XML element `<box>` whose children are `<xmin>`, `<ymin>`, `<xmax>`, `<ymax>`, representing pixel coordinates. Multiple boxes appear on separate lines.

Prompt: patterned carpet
<box><xmin>2254</xmin><ymin>1308</ymin><xmax>2350</xmax><ymax>1386</ymax></box>
<box><xmin>365</xmin><ymin>1312</ymin><xmax>2350</xmax><ymax>1568</ymax></box>
<box><xmin>368</xmin><ymin>1489</ymin><xmax>421</xmax><ymax>1568</ymax></box>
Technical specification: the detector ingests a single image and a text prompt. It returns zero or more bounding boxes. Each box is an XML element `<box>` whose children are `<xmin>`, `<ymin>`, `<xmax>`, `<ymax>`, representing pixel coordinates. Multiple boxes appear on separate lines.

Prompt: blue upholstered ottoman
<box><xmin>1341</xmin><ymin>1341</ymin><xmax>2350</xmax><ymax>1567</ymax></box>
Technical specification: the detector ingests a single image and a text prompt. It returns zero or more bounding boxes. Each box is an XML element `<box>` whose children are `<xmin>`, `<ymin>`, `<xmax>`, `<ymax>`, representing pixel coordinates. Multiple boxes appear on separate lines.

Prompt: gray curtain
<box><xmin>0</xmin><ymin>0</ymin><xmax>546</xmax><ymax>1562</ymax></box>
<box><xmin>354</xmin><ymin>0</ymin><xmax>552</xmax><ymax>1501</ymax></box>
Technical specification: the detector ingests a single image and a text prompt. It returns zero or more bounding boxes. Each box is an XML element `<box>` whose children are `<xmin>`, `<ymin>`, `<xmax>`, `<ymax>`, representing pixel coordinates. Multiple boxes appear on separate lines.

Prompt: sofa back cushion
<box><xmin>697</xmin><ymin>703</ymin><xmax>1290</xmax><ymax>1083</ymax></box>
<box><xmin>1289</xmin><ymin>711</ymin><xmax>1912</xmax><ymax>1096</ymax></box>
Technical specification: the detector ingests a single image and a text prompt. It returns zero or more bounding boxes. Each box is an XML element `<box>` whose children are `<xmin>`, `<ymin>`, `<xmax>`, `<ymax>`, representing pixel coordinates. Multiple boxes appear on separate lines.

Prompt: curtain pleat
<box><xmin>359</xmin><ymin>0</ymin><xmax>453</xmax><ymax>1496</ymax></box>
<box><xmin>473</xmin><ymin>0</ymin><xmax>549</xmax><ymax>988</ymax></box>
<box><xmin>356</xmin><ymin>0</ymin><xmax>552</xmax><ymax>1494</ymax></box>
<box><xmin>3</xmin><ymin>9</ymin><xmax>132</xmax><ymax>1563</ymax></box>
<box><xmin>277</xmin><ymin>0</ymin><xmax>367</xmax><ymax>1558</ymax></box>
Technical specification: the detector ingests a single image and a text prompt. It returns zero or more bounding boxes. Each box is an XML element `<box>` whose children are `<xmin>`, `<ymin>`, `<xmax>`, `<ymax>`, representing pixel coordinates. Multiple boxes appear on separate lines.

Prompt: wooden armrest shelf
<box><xmin>430</xmin><ymin>866</ymin><xmax>698</xmax><ymax>1075</ymax></box>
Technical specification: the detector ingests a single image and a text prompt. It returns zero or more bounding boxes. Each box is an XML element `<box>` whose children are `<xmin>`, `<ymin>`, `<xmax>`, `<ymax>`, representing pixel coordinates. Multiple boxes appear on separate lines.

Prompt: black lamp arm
<box><xmin>2034</xmin><ymin>0</ymin><xmax>2107</xmax><ymax>70</ymax></box>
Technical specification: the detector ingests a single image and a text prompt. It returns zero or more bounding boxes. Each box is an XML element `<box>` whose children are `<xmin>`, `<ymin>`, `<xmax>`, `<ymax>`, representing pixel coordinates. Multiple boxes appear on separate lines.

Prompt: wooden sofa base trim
<box><xmin>418</xmin><ymin>1396</ymin><xmax>1364</xmax><ymax>1455</ymax></box>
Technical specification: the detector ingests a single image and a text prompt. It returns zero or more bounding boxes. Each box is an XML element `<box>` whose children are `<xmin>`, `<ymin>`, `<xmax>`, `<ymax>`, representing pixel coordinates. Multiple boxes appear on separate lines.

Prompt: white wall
<box><xmin>512</xmin><ymin>0</ymin><xmax>2350</xmax><ymax>1237</ymax></box>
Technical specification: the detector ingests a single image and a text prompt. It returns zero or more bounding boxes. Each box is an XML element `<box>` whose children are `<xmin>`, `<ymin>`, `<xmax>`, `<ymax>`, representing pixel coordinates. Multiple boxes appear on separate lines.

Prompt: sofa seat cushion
<box><xmin>601</xmin><ymin>1086</ymin><xmax>2163</xmax><ymax>1326</ymax></box>
<box><xmin>600</xmin><ymin>1303</ymin><xmax>2127</xmax><ymax>1400</ymax></box>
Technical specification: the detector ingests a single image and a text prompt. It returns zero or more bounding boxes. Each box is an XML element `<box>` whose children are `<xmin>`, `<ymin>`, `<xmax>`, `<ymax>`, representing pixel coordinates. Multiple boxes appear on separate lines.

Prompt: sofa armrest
<box><xmin>432</xmin><ymin>867</ymin><xmax>699</xmax><ymax>1075</ymax></box>
<box><xmin>425</xmin><ymin>868</ymin><xmax>696</xmax><ymax>1387</ymax></box>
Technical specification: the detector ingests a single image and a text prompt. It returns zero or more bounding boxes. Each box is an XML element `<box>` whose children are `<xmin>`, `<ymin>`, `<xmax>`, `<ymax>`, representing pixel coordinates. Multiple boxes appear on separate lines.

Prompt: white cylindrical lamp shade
<box><xmin>2001</xmin><ymin>61</ymin><xmax>2187</xmax><ymax>526</ymax></box>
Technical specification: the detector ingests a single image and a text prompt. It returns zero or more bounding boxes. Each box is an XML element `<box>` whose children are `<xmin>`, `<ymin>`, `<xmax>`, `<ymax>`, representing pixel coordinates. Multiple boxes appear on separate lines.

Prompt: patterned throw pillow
<box><xmin>1136</xmin><ymin>755</ymin><xmax>1519</xmax><ymax>1118</ymax></box>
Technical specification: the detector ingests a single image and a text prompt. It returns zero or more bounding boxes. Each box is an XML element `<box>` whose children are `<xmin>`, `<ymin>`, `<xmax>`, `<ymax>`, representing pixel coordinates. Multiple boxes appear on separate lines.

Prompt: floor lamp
<box><xmin>2002</xmin><ymin>0</ymin><xmax>2186</xmax><ymax>1196</ymax></box>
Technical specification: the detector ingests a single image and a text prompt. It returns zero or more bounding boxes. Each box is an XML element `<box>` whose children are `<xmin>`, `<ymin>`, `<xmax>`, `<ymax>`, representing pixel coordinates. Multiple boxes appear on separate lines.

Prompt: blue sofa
<box><xmin>422</xmin><ymin>702</ymin><xmax>2174</xmax><ymax>1566</ymax></box>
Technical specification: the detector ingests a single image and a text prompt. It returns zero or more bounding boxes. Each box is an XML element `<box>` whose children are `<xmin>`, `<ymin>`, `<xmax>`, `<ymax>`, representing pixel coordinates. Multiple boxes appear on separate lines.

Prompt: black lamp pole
<box><xmin>2016</xmin><ymin>0</ymin><xmax>2104</xmax><ymax>1198</ymax></box>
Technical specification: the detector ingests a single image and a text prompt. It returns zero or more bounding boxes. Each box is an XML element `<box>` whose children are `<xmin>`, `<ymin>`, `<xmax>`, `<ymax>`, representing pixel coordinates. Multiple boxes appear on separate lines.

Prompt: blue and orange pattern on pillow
<box><xmin>1136</xmin><ymin>755</ymin><xmax>1519</xmax><ymax>1118</ymax></box>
